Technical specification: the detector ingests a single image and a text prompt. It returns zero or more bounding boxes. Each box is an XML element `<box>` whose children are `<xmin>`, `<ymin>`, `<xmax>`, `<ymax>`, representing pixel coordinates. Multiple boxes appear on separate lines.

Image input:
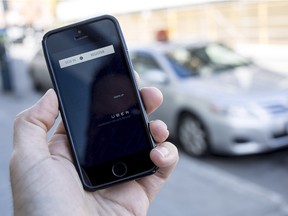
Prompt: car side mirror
<box><xmin>141</xmin><ymin>69</ymin><xmax>169</xmax><ymax>84</ymax></box>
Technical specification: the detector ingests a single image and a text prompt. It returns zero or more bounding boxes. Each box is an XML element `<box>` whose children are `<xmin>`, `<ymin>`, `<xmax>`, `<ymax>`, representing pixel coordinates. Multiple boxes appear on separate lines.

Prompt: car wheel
<box><xmin>178</xmin><ymin>113</ymin><xmax>209</xmax><ymax>156</ymax></box>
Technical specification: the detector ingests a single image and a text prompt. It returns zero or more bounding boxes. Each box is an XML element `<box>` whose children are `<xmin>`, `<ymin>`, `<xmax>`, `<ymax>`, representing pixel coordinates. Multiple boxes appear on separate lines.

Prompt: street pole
<box><xmin>0</xmin><ymin>0</ymin><xmax>14</xmax><ymax>92</ymax></box>
<box><xmin>0</xmin><ymin>42</ymin><xmax>13</xmax><ymax>92</ymax></box>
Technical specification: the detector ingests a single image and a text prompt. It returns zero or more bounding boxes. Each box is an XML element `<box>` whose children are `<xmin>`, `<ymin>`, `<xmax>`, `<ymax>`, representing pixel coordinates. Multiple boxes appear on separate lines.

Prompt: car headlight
<box><xmin>210</xmin><ymin>103</ymin><xmax>266</xmax><ymax>118</ymax></box>
<box><xmin>224</xmin><ymin>106</ymin><xmax>255</xmax><ymax>117</ymax></box>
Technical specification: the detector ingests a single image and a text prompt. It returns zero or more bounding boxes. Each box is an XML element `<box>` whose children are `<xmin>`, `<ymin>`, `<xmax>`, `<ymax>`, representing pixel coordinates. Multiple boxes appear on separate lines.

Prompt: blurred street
<box><xmin>1</xmin><ymin>1</ymin><xmax>288</xmax><ymax>215</ymax></box>
<box><xmin>0</xmin><ymin>41</ymin><xmax>42</xmax><ymax>215</ymax></box>
<box><xmin>1</xmin><ymin>41</ymin><xmax>288</xmax><ymax>215</ymax></box>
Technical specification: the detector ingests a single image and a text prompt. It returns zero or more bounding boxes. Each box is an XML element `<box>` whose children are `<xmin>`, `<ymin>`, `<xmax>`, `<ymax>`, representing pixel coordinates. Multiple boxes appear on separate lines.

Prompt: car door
<box><xmin>130</xmin><ymin>51</ymin><xmax>177</xmax><ymax>131</ymax></box>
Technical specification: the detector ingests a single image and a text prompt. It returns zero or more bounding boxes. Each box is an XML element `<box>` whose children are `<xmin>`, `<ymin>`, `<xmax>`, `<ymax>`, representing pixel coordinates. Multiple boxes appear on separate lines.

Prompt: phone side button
<box><xmin>112</xmin><ymin>162</ymin><xmax>127</xmax><ymax>177</ymax></box>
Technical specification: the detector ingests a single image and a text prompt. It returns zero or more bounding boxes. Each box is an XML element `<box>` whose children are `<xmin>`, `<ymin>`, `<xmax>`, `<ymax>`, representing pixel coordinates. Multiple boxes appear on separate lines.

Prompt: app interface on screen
<box><xmin>49</xmin><ymin>22</ymin><xmax>150</xmax><ymax>169</ymax></box>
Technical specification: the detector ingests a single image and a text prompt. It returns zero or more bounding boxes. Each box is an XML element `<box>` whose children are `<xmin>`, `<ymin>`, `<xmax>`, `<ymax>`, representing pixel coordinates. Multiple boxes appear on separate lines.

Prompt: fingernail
<box><xmin>155</xmin><ymin>146</ymin><xmax>169</xmax><ymax>158</ymax></box>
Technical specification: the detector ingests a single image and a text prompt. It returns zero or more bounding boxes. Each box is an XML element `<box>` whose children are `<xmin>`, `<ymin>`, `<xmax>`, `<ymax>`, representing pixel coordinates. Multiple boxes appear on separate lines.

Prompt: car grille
<box><xmin>261</xmin><ymin>104</ymin><xmax>288</xmax><ymax>115</ymax></box>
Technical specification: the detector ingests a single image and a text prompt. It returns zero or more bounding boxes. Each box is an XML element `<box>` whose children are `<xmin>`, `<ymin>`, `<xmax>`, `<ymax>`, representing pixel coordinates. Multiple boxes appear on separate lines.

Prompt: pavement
<box><xmin>149</xmin><ymin>153</ymin><xmax>288</xmax><ymax>216</ymax></box>
<box><xmin>1</xmin><ymin>42</ymin><xmax>288</xmax><ymax>215</ymax></box>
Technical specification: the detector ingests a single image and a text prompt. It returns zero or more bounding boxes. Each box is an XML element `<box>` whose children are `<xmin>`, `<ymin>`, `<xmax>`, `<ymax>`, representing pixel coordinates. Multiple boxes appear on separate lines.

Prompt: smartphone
<box><xmin>42</xmin><ymin>15</ymin><xmax>157</xmax><ymax>191</ymax></box>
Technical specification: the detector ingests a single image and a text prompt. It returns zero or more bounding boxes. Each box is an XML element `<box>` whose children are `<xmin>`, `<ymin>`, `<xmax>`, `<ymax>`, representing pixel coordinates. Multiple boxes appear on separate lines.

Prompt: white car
<box><xmin>130</xmin><ymin>42</ymin><xmax>288</xmax><ymax>156</ymax></box>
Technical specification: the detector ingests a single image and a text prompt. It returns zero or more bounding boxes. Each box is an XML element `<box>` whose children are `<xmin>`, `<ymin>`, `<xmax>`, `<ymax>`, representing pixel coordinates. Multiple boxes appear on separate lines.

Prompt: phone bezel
<box><xmin>42</xmin><ymin>15</ymin><xmax>157</xmax><ymax>191</ymax></box>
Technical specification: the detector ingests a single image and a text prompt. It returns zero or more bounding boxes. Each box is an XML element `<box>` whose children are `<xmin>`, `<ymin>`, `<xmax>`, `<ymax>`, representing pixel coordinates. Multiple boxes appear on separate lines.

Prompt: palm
<box><xmin>49</xmin><ymin>124</ymin><xmax>156</xmax><ymax>215</ymax></box>
<box><xmin>10</xmin><ymin>89</ymin><xmax>178</xmax><ymax>216</ymax></box>
<box><xmin>49</xmin><ymin>133</ymin><xmax>151</xmax><ymax>216</ymax></box>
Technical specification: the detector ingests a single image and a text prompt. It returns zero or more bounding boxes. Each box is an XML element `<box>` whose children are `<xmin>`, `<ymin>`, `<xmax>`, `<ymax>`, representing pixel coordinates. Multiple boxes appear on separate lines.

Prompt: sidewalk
<box><xmin>148</xmin><ymin>153</ymin><xmax>288</xmax><ymax>216</ymax></box>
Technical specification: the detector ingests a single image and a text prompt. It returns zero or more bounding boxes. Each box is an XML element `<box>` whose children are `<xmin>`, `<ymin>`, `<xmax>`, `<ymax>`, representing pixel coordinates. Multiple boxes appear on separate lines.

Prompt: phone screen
<box><xmin>43</xmin><ymin>16</ymin><xmax>156</xmax><ymax>189</ymax></box>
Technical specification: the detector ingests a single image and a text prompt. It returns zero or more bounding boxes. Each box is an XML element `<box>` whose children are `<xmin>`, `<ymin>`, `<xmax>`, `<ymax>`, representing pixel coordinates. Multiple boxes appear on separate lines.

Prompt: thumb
<box><xmin>13</xmin><ymin>89</ymin><xmax>59</xmax><ymax>153</ymax></box>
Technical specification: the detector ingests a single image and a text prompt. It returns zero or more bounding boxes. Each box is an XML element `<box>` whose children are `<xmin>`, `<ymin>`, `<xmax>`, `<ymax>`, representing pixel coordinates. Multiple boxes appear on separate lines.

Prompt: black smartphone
<box><xmin>42</xmin><ymin>15</ymin><xmax>157</xmax><ymax>191</ymax></box>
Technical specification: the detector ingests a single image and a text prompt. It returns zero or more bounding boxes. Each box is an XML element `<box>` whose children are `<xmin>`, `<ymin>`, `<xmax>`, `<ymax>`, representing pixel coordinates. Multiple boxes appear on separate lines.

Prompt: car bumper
<box><xmin>208</xmin><ymin>115</ymin><xmax>288</xmax><ymax>155</ymax></box>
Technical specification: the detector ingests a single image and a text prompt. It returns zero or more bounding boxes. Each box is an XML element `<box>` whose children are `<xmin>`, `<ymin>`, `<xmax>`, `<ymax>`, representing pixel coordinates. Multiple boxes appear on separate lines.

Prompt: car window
<box><xmin>130</xmin><ymin>52</ymin><xmax>162</xmax><ymax>76</ymax></box>
<box><xmin>166</xmin><ymin>47</ymin><xmax>211</xmax><ymax>78</ymax></box>
<box><xmin>165</xmin><ymin>55</ymin><xmax>197</xmax><ymax>78</ymax></box>
<box><xmin>166</xmin><ymin>43</ymin><xmax>251</xmax><ymax>78</ymax></box>
<box><xmin>205</xmin><ymin>43</ymin><xmax>251</xmax><ymax>68</ymax></box>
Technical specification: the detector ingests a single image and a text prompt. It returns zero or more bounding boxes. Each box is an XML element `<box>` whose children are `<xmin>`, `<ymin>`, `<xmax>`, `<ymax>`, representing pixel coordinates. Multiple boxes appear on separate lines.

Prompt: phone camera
<box><xmin>80</xmin><ymin>56</ymin><xmax>83</xmax><ymax>60</ymax></box>
<box><xmin>74</xmin><ymin>30</ymin><xmax>88</xmax><ymax>40</ymax></box>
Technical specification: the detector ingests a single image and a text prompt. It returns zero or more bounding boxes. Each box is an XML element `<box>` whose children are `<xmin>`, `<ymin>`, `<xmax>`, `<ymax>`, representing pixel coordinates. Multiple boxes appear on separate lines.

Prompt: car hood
<box><xmin>180</xmin><ymin>65</ymin><xmax>288</xmax><ymax>103</ymax></box>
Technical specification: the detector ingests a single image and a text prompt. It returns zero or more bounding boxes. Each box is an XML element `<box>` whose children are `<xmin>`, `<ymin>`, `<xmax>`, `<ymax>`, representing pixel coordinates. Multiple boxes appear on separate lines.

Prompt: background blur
<box><xmin>1</xmin><ymin>0</ymin><xmax>288</xmax><ymax>215</ymax></box>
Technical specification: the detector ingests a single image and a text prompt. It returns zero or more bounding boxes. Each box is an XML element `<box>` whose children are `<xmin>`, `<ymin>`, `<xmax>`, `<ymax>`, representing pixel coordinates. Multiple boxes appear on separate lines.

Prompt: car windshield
<box><xmin>165</xmin><ymin>43</ymin><xmax>251</xmax><ymax>78</ymax></box>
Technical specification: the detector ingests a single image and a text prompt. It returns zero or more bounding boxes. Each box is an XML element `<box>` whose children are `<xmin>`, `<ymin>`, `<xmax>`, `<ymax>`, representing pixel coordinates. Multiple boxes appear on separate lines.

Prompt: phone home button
<box><xmin>112</xmin><ymin>162</ymin><xmax>127</xmax><ymax>177</ymax></box>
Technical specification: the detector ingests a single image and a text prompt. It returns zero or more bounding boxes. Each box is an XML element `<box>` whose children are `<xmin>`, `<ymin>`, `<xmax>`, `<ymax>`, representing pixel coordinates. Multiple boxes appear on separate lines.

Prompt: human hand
<box><xmin>10</xmin><ymin>88</ymin><xmax>178</xmax><ymax>216</ymax></box>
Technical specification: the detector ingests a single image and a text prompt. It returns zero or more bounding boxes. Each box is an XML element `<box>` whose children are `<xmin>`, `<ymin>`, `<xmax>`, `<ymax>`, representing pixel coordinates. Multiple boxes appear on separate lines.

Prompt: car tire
<box><xmin>177</xmin><ymin>113</ymin><xmax>209</xmax><ymax>157</ymax></box>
